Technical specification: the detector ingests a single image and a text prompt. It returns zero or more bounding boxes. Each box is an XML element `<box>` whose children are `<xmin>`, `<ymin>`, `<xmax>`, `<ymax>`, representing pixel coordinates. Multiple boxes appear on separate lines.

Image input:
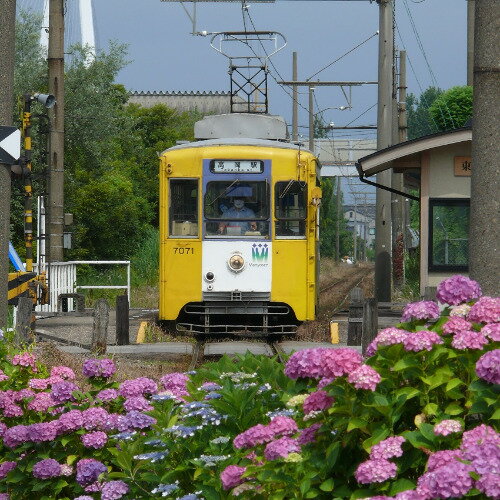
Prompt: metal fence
<box><xmin>35</xmin><ymin>261</ymin><xmax>130</xmax><ymax>313</ymax></box>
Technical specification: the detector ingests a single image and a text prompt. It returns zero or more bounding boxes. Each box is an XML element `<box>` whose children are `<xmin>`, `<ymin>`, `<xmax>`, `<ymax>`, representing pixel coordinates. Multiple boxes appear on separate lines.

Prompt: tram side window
<box><xmin>429</xmin><ymin>198</ymin><xmax>469</xmax><ymax>271</ymax></box>
<box><xmin>275</xmin><ymin>181</ymin><xmax>307</xmax><ymax>237</ymax></box>
<box><xmin>169</xmin><ymin>179</ymin><xmax>198</xmax><ymax>237</ymax></box>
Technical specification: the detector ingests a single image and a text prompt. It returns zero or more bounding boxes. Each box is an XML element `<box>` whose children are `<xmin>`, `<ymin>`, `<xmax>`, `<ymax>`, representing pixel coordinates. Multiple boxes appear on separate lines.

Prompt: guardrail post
<box><xmin>92</xmin><ymin>298</ymin><xmax>109</xmax><ymax>354</ymax></box>
<box><xmin>116</xmin><ymin>294</ymin><xmax>129</xmax><ymax>345</ymax></box>
<box><xmin>347</xmin><ymin>287</ymin><xmax>364</xmax><ymax>346</ymax></box>
<box><xmin>15</xmin><ymin>297</ymin><xmax>33</xmax><ymax>345</ymax></box>
<box><xmin>361</xmin><ymin>298</ymin><xmax>378</xmax><ymax>355</ymax></box>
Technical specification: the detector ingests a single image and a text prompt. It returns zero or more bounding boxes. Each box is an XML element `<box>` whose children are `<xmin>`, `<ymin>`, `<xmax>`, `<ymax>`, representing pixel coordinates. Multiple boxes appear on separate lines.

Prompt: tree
<box><xmin>429</xmin><ymin>85</ymin><xmax>473</xmax><ymax>132</ymax></box>
<box><xmin>407</xmin><ymin>86</ymin><xmax>443</xmax><ymax>139</ymax></box>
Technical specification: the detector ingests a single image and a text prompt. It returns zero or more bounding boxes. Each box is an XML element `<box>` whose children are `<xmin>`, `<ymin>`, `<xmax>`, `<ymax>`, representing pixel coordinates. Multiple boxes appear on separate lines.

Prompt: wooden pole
<box><xmin>361</xmin><ymin>298</ymin><xmax>378</xmax><ymax>355</ymax></box>
<box><xmin>116</xmin><ymin>294</ymin><xmax>129</xmax><ymax>345</ymax></box>
<box><xmin>347</xmin><ymin>287</ymin><xmax>364</xmax><ymax>346</ymax></box>
<box><xmin>91</xmin><ymin>298</ymin><xmax>109</xmax><ymax>354</ymax></box>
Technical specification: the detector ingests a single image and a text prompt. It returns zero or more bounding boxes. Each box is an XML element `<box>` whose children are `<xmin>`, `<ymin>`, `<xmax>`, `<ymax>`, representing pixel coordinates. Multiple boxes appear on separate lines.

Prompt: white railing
<box><xmin>35</xmin><ymin>260</ymin><xmax>130</xmax><ymax>313</ymax></box>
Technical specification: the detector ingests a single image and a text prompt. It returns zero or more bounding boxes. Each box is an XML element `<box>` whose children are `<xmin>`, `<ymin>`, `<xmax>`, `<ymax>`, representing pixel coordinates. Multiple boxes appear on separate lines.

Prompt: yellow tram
<box><xmin>158</xmin><ymin>113</ymin><xmax>321</xmax><ymax>335</ymax></box>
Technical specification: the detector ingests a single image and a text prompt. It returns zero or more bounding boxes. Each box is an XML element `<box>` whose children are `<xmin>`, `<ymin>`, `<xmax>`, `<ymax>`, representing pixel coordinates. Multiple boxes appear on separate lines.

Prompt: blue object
<box><xmin>8</xmin><ymin>242</ymin><xmax>25</xmax><ymax>271</ymax></box>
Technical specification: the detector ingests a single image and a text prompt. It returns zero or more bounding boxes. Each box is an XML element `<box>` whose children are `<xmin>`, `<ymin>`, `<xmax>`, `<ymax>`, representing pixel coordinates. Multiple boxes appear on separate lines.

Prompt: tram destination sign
<box><xmin>211</xmin><ymin>160</ymin><xmax>263</xmax><ymax>173</ymax></box>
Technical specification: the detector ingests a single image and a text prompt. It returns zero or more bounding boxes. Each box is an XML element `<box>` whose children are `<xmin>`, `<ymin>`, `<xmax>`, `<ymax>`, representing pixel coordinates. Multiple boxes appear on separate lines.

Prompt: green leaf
<box><xmin>444</xmin><ymin>403</ymin><xmax>464</xmax><ymax>416</ymax></box>
<box><xmin>300</xmin><ymin>480</ymin><xmax>312</xmax><ymax>496</ymax></box>
<box><xmin>389</xmin><ymin>478</ymin><xmax>416</xmax><ymax>495</ymax></box>
<box><xmin>423</xmin><ymin>403</ymin><xmax>439</xmax><ymax>416</ymax></box>
<box><xmin>347</xmin><ymin>418</ymin><xmax>368</xmax><ymax>432</ymax></box>
<box><xmin>393</xmin><ymin>357</ymin><xmax>418</xmax><ymax>371</ymax></box>
<box><xmin>305</xmin><ymin>489</ymin><xmax>320</xmax><ymax>498</ymax></box>
<box><xmin>446</xmin><ymin>378</ymin><xmax>464</xmax><ymax>392</ymax></box>
<box><xmin>320</xmin><ymin>478</ymin><xmax>335</xmax><ymax>492</ymax></box>
<box><xmin>490</xmin><ymin>408</ymin><xmax>500</xmax><ymax>420</ymax></box>
<box><xmin>395</xmin><ymin>387</ymin><xmax>421</xmax><ymax>401</ymax></box>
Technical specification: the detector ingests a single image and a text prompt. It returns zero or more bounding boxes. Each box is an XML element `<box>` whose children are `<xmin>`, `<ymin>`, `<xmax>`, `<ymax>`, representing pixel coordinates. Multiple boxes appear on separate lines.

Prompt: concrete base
<box><xmin>204</xmin><ymin>341</ymin><xmax>274</xmax><ymax>356</ymax></box>
<box><xmin>278</xmin><ymin>341</ymin><xmax>362</xmax><ymax>355</ymax></box>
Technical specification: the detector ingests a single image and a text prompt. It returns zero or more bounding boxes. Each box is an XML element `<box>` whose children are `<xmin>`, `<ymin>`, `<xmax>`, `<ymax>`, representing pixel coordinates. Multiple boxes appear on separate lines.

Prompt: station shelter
<box><xmin>356</xmin><ymin>126</ymin><xmax>472</xmax><ymax>296</ymax></box>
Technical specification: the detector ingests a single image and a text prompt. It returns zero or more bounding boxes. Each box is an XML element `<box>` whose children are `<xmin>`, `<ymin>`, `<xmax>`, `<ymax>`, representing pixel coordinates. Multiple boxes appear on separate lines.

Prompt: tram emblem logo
<box><xmin>252</xmin><ymin>243</ymin><xmax>269</xmax><ymax>263</ymax></box>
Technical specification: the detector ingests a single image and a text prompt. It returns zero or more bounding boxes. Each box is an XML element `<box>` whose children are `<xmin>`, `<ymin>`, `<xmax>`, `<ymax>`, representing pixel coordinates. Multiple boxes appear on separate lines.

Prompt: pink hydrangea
<box><xmin>27</xmin><ymin>392</ymin><xmax>56</xmax><ymax>412</ymax></box>
<box><xmin>355</xmin><ymin>459</ymin><xmax>397</xmax><ymax>484</ymax></box>
<box><xmin>476</xmin><ymin>472</ymin><xmax>500</xmax><ymax>498</ymax></box>
<box><xmin>264</xmin><ymin>436</ymin><xmax>300</xmax><ymax>460</ymax></box>
<box><xmin>82</xmin><ymin>358</ymin><xmax>116</xmax><ymax>378</ymax></box>
<box><xmin>467</xmin><ymin>296</ymin><xmax>500</xmax><ymax>324</ymax></box>
<box><xmin>268</xmin><ymin>416</ymin><xmax>298</xmax><ymax>437</ymax></box>
<box><xmin>322</xmin><ymin>348</ymin><xmax>363</xmax><ymax>378</ymax></box>
<box><xmin>28</xmin><ymin>377</ymin><xmax>52</xmax><ymax>390</ymax></box>
<box><xmin>366</xmin><ymin>327</ymin><xmax>409</xmax><ymax>356</ymax></box>
<box><xmin>475</xmin><ymin>349</ymin><xmax>500</xmax><ymax>384</ymax></box>
<box><xmin>11</xmin><ymin>352</ymin><xmax>37</xmax><ymax>371</ymax></box>
<box><xmin>318</xmin><ymin>377</ymin><xmax>335</xmax><ymax>388</ymax></box>
<box><xmin>436</xmin><ymin>275</ymin><xmax>482</xmax><ymax>305</ymax></box>
<box><xmin>32</xmin><ymin>458</ymin><xmax>62</xmax><ymax>479</ymax></box>
<box><xmin>403</xmin><ymin>331</ymin><xmax>443</xmax><ymax>352</ymax></box>
<box><xmin>123</xmin><ymin>396</ymin><xmax>153</xmax><ymax>412</ymax></box>
<box><xmin>0</xmin><ymin>369</ymin><xmax>9</xmax><ymax>382</ymax></box>
<box><xmin>426</xmin><ymin>450</ymin><xmax>463</xmax><ymax>472</ymax></box>
<box><xmin>441</xmin><ymin>316</ymin><xmax>472</xmax><ymax>335</ymax></box>
<box><xmin>119</xmin><ymin>377</ymin><xmax>158</xmax><ymax>398</ymax></box>
<box><xmin>96</xmin><ymin>389</ymin><xmax>120</xmax><ymax>402</ymax></box>
<box><xmin>348</xmin><ymin>364</ymin><xmax>382</xmax><ymax>391</ymax></box>
<box><xmin>462</xmin><ymin>442</ymin><xmax>500</xmax><ymax>475</ymax></box>
<box><xmin>220</xmin><ymin>465</ymin><xmax>247</xmax><ymax>490</ymax></box>
<box><xmin>417</xmin><ymin>461</ymin><xmax>473</xmax><ymax>498</ymax></box>
<box><xmin>461</xmin><ymin>424</ymin><xmax>500</xmax><ymax>450</ymax></box>
<box><xmin>433</xmin><ymin>420</ymin><xmax>462</xmax><ymax>436</ymax></box>
<box><xmin>0</xmin><ymin>422</ymin><xmax>6</xmax><ymax>437</ymax></box>
<box><xmin>284</xmin><ymin>348</ymin><xmax>327</xmax><ymax>379</ymax></box>
<box><xmin>481</xmin><ymin>323</ymin><xmax>500</xmax><ymax>341</ymax></box>
<box><xmin>451</xmin><ymin>330</ymin><xmax>488</xmax><ymax>350</ymax></box>
<box><xmin>58</xmin><ymin>409</ymin><xmax>84</xmax><ymax>432</ymax></box>
<box><xmin>303</xmin><ymin>390</ymin><xmax>334</xmax><ymax>414</ymax></box>
<box><xmin>82</xmin><ymin>407</ymin><xmax>109</xmax><ymax>430</ymax></box>
<box><xmin>233</xmin><ymin>423</ymin><xmax>274</xmax><ymax>449</ymax></box>
<box><xmin>81</xmin><ymin>431</ymin><xmax>108</xmax><ymax>449</ymax></box>
<box><xmin>370</xmin><ymin>436</ymin><xmax>405</xmax><ymax>460</ymax></box>
<box><xmin>101</xmin><ymin>480</ymin><xmax>129</xmax><ymax>500</ymax></box>
<box><xmin>13</xmin><ymin>388</ymin><xmax>35</xmax><ymax>401</ymax></box>
<box><xmin>160</xmin><ymin>372</ymin><xmax>189</xmax><ymax>398</ymax></box>
<box><xmin>50</xmin><ymin>366</ymin><xmax>75</xmax><ymax>380</ymax></box>
<box><xmin>297</xmin><ymin>422</ymin><xmax>321</xmax><ymax>445</ymax></box>
<box><xmin>401</xmin><ymin>301</ymin><xmax>440</xmax><ymax>323</ymax></box>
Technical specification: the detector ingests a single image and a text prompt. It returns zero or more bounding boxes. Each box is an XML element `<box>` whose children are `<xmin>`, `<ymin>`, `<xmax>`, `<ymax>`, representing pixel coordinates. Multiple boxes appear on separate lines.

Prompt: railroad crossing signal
<box><xmin>0</xmin><ymin>126</ymin><xmax>21</xmax><ymax>165</ymax></box>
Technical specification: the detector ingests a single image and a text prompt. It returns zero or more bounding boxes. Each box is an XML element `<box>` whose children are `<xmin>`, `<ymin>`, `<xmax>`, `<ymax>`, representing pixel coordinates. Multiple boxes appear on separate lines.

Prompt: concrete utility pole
<box><xmin>469</xmin><ymin>0</ymin><xmax>500</xmax><ymax>296</ymax></box>
<box><xmin>375</xmin><ymin>0</ymin><xmax>394</xmax><ymax>302</ymax></box>
<box><xmin>308</xmin><ymin>86</ymin><xmax>315</xmax><ymax>152</ymax></box>
<box><xmin>0</xmin><ymin>0</ymin><xmax>16</xmax><ymax>328</ymax></box>
<box><xmin>467</xmin><ymin>0</ymin><xmax>475</xmax><ymax>86</ymax></box>
<box><xmin>48</xmin><ymin>0</ymin><xmax>65</xmax><ymax>263</ymax></box>
<box><xmin>292</xmin><ymin>52</ymin><xmax>298</xmax><ymax>142</ymax></box>
<box><xmin>336</xmin><ymin>177</ymin><xmax>341</xmax><ymax>261</ymax></box>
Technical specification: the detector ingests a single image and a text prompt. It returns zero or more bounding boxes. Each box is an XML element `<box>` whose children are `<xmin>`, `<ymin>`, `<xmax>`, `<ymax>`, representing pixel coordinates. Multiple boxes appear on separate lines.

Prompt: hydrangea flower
<box><xmin>417</xmin><ymin>461</ymin><xmax>473</xmax><ymax>498</ymax></box>
<box><xmin>27</xmin><ymin>421</ymin><xmax>60</xmax><ymax>442</ymax></box>
<box><xmin>475</xmin><ymin>349</ymin><xmax>500</xmax><ymax>384</ymax></box>
<box><xmin>284</xmin><ymin>348</ymin><xmax>326</xmax><ymax>379</ymax></box>
<box><xmin>220</xmin><ymin>465</ymin><xmax>247</xmax><ymax>490</ymax></box>
<box><xmin>366</xmin><ymin>327</ymin><xmax>409</xmax><ymax>356</ymax></box>
<box><xmin>81</xmin><ymin>431</ymin><xmax>108</xmax><ymax>449</ymax></box>
<box><xmin>297</xmin><ymin>422</ymin><xmax>321</xmax><ymax>445</ymax></box>
<box><xmin>403</xmin><ymin>331</ymin><xmax>443</xmax><ymax>352</ymax></box>
<box><xmin>267</xmin><ymin>416</ymin><xmax>298</xmax><ymax>437</ymax></box>
<box><xmin>51</xmin><ymin>381</ymin><xmax>78</xmax><ymax>403</ymax></box>
<box><xmin>50</xmin><ymin>366</ymin><xmax>75</xmax><ymax>380</ymax></box>
<box><xmin>32</xmin><ymin>458</ymin><xmax>62</xmax><ymax>479</ymax></box>
<box><xmin>303</xmin><ymin>390</ymin><xmax>334</xmax><ymax>413</ymax></box>
<box><xmin>76</xmin><ymin>458</ymin><xmax>107</xmax><ymax>487</ymax></box>
<box><xmin>322</xmin><ymin>348</ymin><xmax>363</xmax><ymax>378</ymax></box>
<box><xmin>0</xmin><ymin>369</ymin><xmax>9</xmax><ymax>382</ymax></box>
<box><xmin>436</xmin><ymin>275</ymin><xmax>482</xmax><ymax>305</ymax></box>
<box><xmin>441</xmin><ymin>316</ymin><xmax>472</xmax><ymax>335</ymax></box>
<box><xmin>433</xmin><ymin>420</ymin><xmax>462</xmax><ymax>436</ymax></box>
<box><xmin>264</xmin><ymin>436</ymin><xmax>300</xmax><ymax>460</ymax></box>
<box><xmin>370</xmin><ymin>436</ymin><xmax>405</xmax><ymax>460</ymax></box>
<box><xmin>124</xmin><ymin>410</ymin><xmax>156</xmax><ymax>430</ymax></box>
<box><xmin>467</xmin><ymin>296</ymin><xmax>500</xmax><ymax>323</ymax></box>
<box><xmin>481</xmin><ymin>323</ymin><xmax>500</xmax><ymax>341</ymax></box>
<box><xmin>460</xmin><ymin>424</ymin><xmax>500</xmax><ymax>449</ymax></box>
<box><xmin>0</xmin><ymin>461</ymin><xmax>16</xmax><ymax>480</ymax></box>
<box><xmin>451</xmin><ymin>330</ymin><xmax>488</xmax><ymax>350</ymax></box>
<box><xmin>317</xmin><ymin>376</ymin><xmax>335</xmax><ymax>388</ymax></box>
<box><xmin>151</xmin><ymin>482</ymin><xmax>179</xmax><ymax>495</ymax></box>
<box><xmin>348</xmin><ymin>364</ymin><xmax>382</xmax><ymax>391</ymax></box>
<box><xmin>160</xmin><ymin>372</ymin><xmax>189</xmax><ymax>398</ymax></box>
<box><xmin>426</xmin><ymin>450</ymin><xmax>463</xmax><ymax>472</ymax></box>
<box><xmin>82</xmin><ymin>358</ymin><xmax>116</xmax><ymax>378</ymax></box>
<box><xmin>285</xmin><ymin>394</ymin><xmax>308</xmax><ymax>407</ymax></box>
<box><xmin>119</xmin><ymin>377</ymin><xmax>158</xmax><ymax>398</ymax></box>
<box><xmin>2</xmin><ymin>424</ymin><xmax>29</xmax><ymax>448</ymax></box>
<box><xmin>96</xmin><ymin>388</ymin><xmax>120</xmax><ymax>402</ymax></box>
<box><xmin>101</xmin><ymin>480</ymin><xmax>129</xmax><ymax>500</ymax></box>
<box><xmin>11</xmin><ymin>352</ymin><xmax>37</xmax><ymax>371</ymax></box>
<box><xmin>233</xmin><ymin>423</ymin><xmax>274</xmax><ymax>449</ymax></box>
<box><xmin>123</xmin><ymin>396</ymin><xmax>153</xmax><ymax>412</ymax></box>
<box><xmin>82</xmin><ymin>407</ymin><xmax>109</xmax><ymax>430</ymax></box>
<box><xmin>476</xmin><ymin>472</ymin><xmax>500</xmax><ymax>498</ymax></box>
<box><xmin>462</xmin><ymin>442</ymin><xmax>500</xmax><ymax>475</ymax></box>
<box><xmin>401</xmin><ymin>301</ymin><xmax>440</xmax><ymax>323</ymax></box>
<box><xmin>58</xmin><ymin>409</ymin><xmax>84</xmax><ymax>432</ymax></box>
<box><xmin>355</xmin><ymin>459</ymin><xmax>397</xmax><ymax>484</ymax></box>
<box><xmin>449</xmin><ymin>303</ymin><xmax>471</xmax><ymax>317</ymax></box>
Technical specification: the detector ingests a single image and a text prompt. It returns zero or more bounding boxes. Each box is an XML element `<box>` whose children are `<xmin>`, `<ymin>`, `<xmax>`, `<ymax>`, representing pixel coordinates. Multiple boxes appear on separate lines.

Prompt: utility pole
<box><xmin>308</xmin><ymin>85</ymin><xmax>314</xmax><ymax>152</ymax></box>
<box><xmin>467</xmin><ymin>0</ymin><xmax>475</xmax><ymax>86</ymax></box>
<box><xmin>336</xmin><ymin>177</ymin><xmax>341</xmax><ymax>261</ymax></box>
<box><xmin>469</xmin><ymin>0</ymin><xmax>500</xmax><ymax>296</ymax></box>
<box><xmin>292</xmin><ymin>52</ymin><xmax>298</xmax><ymax>142</ymax></box>
<box><xmin>375</xmin><ymin>0</ymin><xmax>394</xmax><ymax>302</ymax></box>
<box><xmin>0</xmin><ymin>0</ymin><xmax>16</xmax><ymax>328</ymax></box>
<box><xmin>48</xmin><ymin>0</ymin><xmax>65</xmax><ymax>263</ymax></box>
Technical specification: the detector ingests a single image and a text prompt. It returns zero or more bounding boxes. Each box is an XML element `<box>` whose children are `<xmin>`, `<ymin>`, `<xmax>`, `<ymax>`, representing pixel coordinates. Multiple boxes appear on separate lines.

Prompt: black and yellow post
<box><xmin>22</xmin><ymin>94</ymin><xmax>34</xmax><ymax>272</ymax></box>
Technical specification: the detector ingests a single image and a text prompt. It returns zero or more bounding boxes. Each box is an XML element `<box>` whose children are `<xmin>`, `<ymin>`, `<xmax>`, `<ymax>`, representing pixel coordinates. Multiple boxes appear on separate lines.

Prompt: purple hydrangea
<box><xmin>81</xmin><ymin>431</ymin><xmax>108</xmax><ymax>449</ymax></box>
<box><xmin>355</xmin><ymin>459</ymin><xmax>397</xmax><ymax>484</ymax></box>
<box><xmin>82</xmin><ymin>358</ymin><xmax>116</xmax><ymax>378</ymax></box>
<box><xmin>82</xmin><ymin>407</ymin><xmax>109</xmax><ymax>430</ymax></box>
<box><xmin>475</xmin><ymin>349</ymin><xmax>500</xmax><ymax>384</ymax></box>
<box><xmin>441</xmin><ymin>316</ymin><xmax>472</xmax><ymax>335</ymax></box>
<box><xmin>348</xmin><ymin>364</ymin><xmax>382</xmax><ymax>391</ymax></box>
<box><xmin>370</xmin><ymin>436</ymin><xmax>406</xmax><ymax>460</ymax></box>
<box><xmin>58</xmin><ymin>409</ymin><xmax>83</xmax><ymax>432</ymax></box>
<box><xmin>467</xmin><ymin>296</ymin><xmax>500</xmax><ymax>324</ymax></box>
<box><xmin>366</xmin><ymin>327</ymin><xmax>409</xmax><ymax>356</ymax></box>
<box><xmin>2</xmin><ymin>425</ymin><xmax>29</xmax><ymax>448</ymax></box>
<box><xmin>268</xmin><ymin>416</ymin><xmax>298</xmax><ymax>437</ymax></box>
<box><xmin>50</xmin><ymin>365</ymin><xmax>75</xmax><ymax>380</ymax></box>
<box><xmin>32</xmin><ymin>458</ymin><xmax>62</xmax><ymax>479</ymax></box>
<box><xmin>451</xmin><ymin>330</ymin><xmax>488</xmax><ymax>350</ymax></box>
<box><xmin>51</xmin><ymin>381</ymin><xmax>78</xmax><ymax>403</ymax></box>
<box><xmin>476</xmin><ymin>472</ymin><xmax>500</xmax><ymax>498</ymax></box>
<box><xmin>0</xmin><ymin>422</ymin><xmax>6</xmax><ymax>437</ymax></box>
<box><xmin>297</xmin><ymin>422</ymin><xmax>321</xmax><ymax>445</ymax></box>
<box><xmin>123</xmin><ymin>396</ymin><xmax>153</xmax><ymax>412</ymax></box>
<box><xmin>27</xmin><ymin>421</ymin><xmax>60</xmax><ymax>442</ymax></box>
<box><xmin>303</xmin><ymin>390</ymin><xmax>334</xmax><ymax>413</ymax></box>
<box><xmin>27</xmin><ymin>392</ymin><xmax>56</xmax><ymax>412</ymax></box>
<box><xmin>124</xmin><ymin>410</ymin><xmax>156</xmax><ymax>430</ymax></box>
<box><xmin>220</xmin><ymin>465</ymin><xmax>247</xmax><ymax>490</ymax></box>
<box><xmin>317</xmin><ymin>376</ymin><xmax>335</xmax><ymax>388</ymax></box>
<box><xmin>462</xmin><ymin>442</ymin><xmax>500</xmax><ymax>475</ymax></box>
<box><xmin>160</xmin><ymin>373</ymin><xmax>190</xmax><ymax>399</ymax></box>
<box><xmin>233</xmin><ymin>423</ymin><xmax>274</xmax><ymax>449</ymax></box>
<box><xmin>264</xmin><ymin>436</ymin><xmax>300</xmax><ymax>460</ymax></box>
<box><xmin>76</xmin><ymin>458</ymin><xmax>107</xmax><ymax>487</ymax></box>
<box><xmin>119</xmin><ymin>377</ymin><xmax>158</xmax><ymax>398</ymax></box>
<box><xmin>403</xmin><ymin>331</ymin><xmax>443</xmax><ymax>352</ymax></box>
<box><xmin>436</xmin><ymin>275</ymin><xmax>482</xmax><ymax>305</ymax></box>
<box><xmin>101</xmin><ymin>480</ymin><xmax>129</xmax><ymax>500</ymax></box>
<box><xmin>426</xmin><ymin>450</ymin><xmax>463</xmax><ymax>472</ymax></box>
<box><xmin>417</xmin><ymin>461</ymin><xmax>473</xmax><ymax>498</ymax></box>
<box><xmin>284</xmin><ymin>348</ymin><xmax>326</xmax><ymax>379</ymax></box>
<box><xmin>0</xmin><ymin>369</ymin><xmax>9</xmax><ymax>382</ymax></box>
<box><xmin>96</xmin><ymin>389</ymin><xmax>120</xmax><ymax>402</ymax></box>
<box><xmin>401</xmin><ymin>301</ymin><xmax>440</xmax><ymax>323</ymax></box>
<box><xmin>461</xmin><ymin>424</ymin><xmax>500</xmax><ymax>450</ymax></box>
<box><xmin>433</xmin><ymin>420</ymin><xmax>462</xmax><ymax>436</ymax></box>
<box><xmin>28</xmin><ymin>377</ymin><xmax>52</xmax><ymax>390</ymax></box>
<box><xmin>0</xmin><ymin>461</ymin><xmax>16</xmax><ymax>480</ymax></box>
<box><xmin>481</xmin><ymin>323</ymin><xmax>500</xmax><ymax>341</ymax></box>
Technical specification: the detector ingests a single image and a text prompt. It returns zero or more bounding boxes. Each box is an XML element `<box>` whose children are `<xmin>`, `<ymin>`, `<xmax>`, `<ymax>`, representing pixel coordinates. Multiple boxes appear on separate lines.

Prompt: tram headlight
<box><xmin>205</xmin><ymin>271</ymin><xmax>215</xmax><ymax>282</ymax></box>
<box><xmin>228</xmin><ymin>254</ymin><xmax>245</xmax><ymax>272</ymax></box>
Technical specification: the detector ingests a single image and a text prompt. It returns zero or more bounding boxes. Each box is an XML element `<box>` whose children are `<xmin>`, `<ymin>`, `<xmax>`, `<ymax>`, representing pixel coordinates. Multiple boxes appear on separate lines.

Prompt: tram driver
<box><xmin>218</xmin><ymin>197</ymin><xmax>258</xmax><ymax>234</ymax></box>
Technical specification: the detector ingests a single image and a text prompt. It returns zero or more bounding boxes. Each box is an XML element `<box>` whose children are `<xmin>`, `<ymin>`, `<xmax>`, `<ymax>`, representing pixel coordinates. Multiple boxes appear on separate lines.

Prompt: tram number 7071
<box><xmin>173</xmin><ymin>247</ymin><xmax>194</xmax><ymax>255</ymax></box>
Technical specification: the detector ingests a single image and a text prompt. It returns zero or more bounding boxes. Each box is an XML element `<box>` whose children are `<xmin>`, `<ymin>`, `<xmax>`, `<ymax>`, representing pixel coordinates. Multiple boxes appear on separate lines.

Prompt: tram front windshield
<box><xmin>204</xmin><ymin>181</ymin><xmax>269</xmax><ymax>237</ymax></box>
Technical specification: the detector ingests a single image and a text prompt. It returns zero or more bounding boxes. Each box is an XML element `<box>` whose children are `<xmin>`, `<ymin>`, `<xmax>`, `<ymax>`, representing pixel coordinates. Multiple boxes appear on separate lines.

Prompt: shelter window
<box><xmin>169</xmin><ymin>179</ymin><xmax>198</xmax><ymax>237</ymax></box>
<box><xmin>275</xmin><ymin>181</ymin><xmax>307</xmax><ymax>237</ymax></box>
<box><xmin>429</xmin><ymin>198</ymin><xmax>469</xmax><ymax>271</ymax></box>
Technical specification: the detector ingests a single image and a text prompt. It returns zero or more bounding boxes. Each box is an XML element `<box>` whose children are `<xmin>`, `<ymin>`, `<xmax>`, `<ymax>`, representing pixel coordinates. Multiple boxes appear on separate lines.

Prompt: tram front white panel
<box><xmin>202</xmin><ymin>241</ymin><xmax>272</xmax><ymax>292</ymax></box>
